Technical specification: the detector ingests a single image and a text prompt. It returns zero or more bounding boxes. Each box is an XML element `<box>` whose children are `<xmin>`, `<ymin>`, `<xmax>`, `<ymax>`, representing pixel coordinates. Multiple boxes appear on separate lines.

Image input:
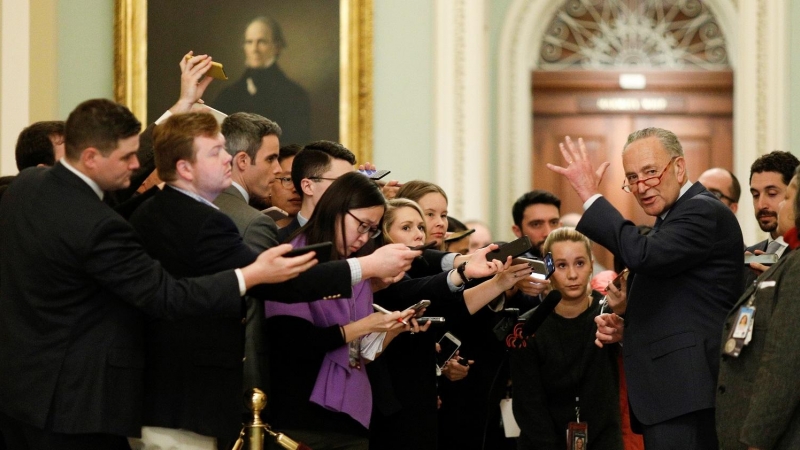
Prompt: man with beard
<box><xmin>747</xmin><ymin>151</ymin><xmax>799</xmax><ymax>257</ymax></box>
<box><xmin>505</xmin><ymin>190</ymin><xmax>561</xmax><ymax>310</ymax></box>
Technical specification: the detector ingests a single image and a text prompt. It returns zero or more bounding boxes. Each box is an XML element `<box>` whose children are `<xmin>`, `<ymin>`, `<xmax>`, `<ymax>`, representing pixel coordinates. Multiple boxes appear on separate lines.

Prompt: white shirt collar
<box><xmin>297</xmin><ymin>211</ymin><xmax>309</xmax><ymax>226</ymax></box>
<box><xmin>231</xmin><ymin>181</ymin><xmax>250</xmax><ymax>203</ymax></box>
<box><xmin>60</xmin><ymin>159</ymin><xmax>104</xmax><ymax>200</ymax></box>
<box><xmin>167</xmin><ymin>184</ymin><xmax>219</xmax><ymax>210</ymax></box>
<box><xmin>660</xmin><ymin>181</ymin><xmax>694</xmax><ymax>220</ymax></box>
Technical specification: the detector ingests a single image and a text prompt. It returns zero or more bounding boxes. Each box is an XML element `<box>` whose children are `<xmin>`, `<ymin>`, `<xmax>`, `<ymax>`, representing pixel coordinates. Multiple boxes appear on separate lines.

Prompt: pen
<box><xmin>372</xmin><ymin>303</ymin><xmax>408</xmax><ymax>325</ymax></box>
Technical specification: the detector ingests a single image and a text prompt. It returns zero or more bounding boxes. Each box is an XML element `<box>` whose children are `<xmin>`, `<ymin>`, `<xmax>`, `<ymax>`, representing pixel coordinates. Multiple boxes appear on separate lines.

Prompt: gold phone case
<box><xmin>185</xmin><ymin>55</ymin><xmax>228</xmax><ymax>80</ymax></box>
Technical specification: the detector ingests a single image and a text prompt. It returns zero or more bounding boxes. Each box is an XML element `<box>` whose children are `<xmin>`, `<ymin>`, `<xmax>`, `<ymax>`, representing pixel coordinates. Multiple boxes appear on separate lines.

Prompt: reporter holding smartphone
<box><xmin>368</xmin><ymin>199</ymin><xmax>528</xmax><ymax>450</ymax></box>
<box><xmin>262</xmin><ymin>173</ymin><xmax>420</xmax><ymax>450</ymax></box>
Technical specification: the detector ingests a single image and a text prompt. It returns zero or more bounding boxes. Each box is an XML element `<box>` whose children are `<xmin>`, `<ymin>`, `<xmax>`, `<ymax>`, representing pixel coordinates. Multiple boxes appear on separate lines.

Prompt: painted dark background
<box><xmin>147</xmin><ymin>0</ymin><xmax>339</xmax><ymax>141</ymax></box>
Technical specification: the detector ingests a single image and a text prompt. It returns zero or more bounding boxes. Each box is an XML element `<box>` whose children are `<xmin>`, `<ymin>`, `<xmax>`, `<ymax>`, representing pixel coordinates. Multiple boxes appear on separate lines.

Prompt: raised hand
<box><xmin>546</xmin><ymin>136</ymin><xmax>610</xmax><ymax>202</ymax></box>
<box><xmin>496</xmin><ymin>260</ymin><xmax>534</xmax><ymax>291</ymax></box>
<box><xmin>169</xmin><ymin>51</ymin><xmax>215</xmax><ymax>115</ymax></box>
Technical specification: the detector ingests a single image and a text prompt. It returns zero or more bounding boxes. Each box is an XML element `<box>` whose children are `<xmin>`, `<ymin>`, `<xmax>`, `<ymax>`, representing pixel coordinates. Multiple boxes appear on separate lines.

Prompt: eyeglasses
<box><xmin>347</xmin><ymin>211</ymin><xmax>382</xmax><ymax>239</ymax></box>
<box><xmin>622</xmin><ymin>157</ymin><xmax>677</xmax><ymax>193</ymax></box>
<box><xmin>707</xmin><ymin>189</ymin><xmax>737</xmax><ymax>204</ymax></box>
<box><xmin>309</xmin><ymin>176</ymin><xmax>339</xmax><ymax>183</ymax></box>
<box><xmin>274</xmin><ymin>176</ymin><xmax>294</xmax><ymax>189</ymax></box>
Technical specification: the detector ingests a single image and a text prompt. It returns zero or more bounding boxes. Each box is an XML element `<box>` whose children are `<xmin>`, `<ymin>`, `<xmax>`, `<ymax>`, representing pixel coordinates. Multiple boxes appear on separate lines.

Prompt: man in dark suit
<box><xmin>0</xmin><ymin>99</ymin><xmax>317</xmax><ymax>450</ymax></box>
<box><xmin>745</xmin><ymin>151</ymin><xmax>799</xmax><ymax>255</ymax></box>
<box><xmin>213</xmin><ymin>16</ymin><xmax>310</xmax><ymax>145</ymax></box>
<box><xmin>129</xmin><ymin>112</ymin><xmax>419</xmax><ymax>448</ymax></box>
<box><xmin>549</xmin><ymin>128</ymin><xmax>743</xmax><ymax>449</ymax></box>
<box><xmin>741</xmin><ymin>152</ymin><xmax>799</xmax><ymax>287</ymax></box>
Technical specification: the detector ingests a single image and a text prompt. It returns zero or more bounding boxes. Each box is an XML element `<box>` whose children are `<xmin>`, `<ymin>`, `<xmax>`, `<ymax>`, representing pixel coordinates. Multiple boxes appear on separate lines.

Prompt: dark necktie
<box><xmin>653</xmin><ymin>216</ymin><xmax>664</xmax><ymax>231</ymax></box>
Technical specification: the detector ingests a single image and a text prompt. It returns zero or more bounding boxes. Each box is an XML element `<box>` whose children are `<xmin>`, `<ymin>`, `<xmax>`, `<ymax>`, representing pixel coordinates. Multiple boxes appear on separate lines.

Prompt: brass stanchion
<box><xmin>232</xmin><ymin>388</ymin><xmax>311</xmax><ymax>450</ymax></box>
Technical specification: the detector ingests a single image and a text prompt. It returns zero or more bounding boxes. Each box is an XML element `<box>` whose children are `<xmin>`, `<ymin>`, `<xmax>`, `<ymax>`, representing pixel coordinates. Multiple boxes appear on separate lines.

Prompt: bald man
<box><xmin>698</xmin><ymin>167</ymin><xmax>740</xmax><ymax>214</ymax></box>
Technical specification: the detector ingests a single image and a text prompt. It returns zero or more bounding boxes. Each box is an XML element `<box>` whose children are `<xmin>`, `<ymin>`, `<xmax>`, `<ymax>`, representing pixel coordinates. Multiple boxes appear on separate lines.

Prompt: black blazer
<box><xmin>577</xmin><ymin>183</ymin><xmax>744</xmax><ymax>425</ymax></box>
<box><xmin>0</xmin><ymin>164</ymin><xmax>241</xmax><ymax>437</ymax></box>
<box><xmin>128</xmin><ymin>186</ymin><xmax>352</xmax><ymax>442</ymax></box>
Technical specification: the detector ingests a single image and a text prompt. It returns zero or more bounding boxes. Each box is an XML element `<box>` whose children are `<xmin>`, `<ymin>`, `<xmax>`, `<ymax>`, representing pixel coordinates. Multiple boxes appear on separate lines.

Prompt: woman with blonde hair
<box><xmin>369</xmin><ymin>198</ymin><xmax>530</xmax><ymax>450</ymax></box>
<box><xmin>511</xmin><ymin>227</ymin><xmax>623</xmax><ymax>450</ymax></box>
<box><xmin>396</xmin><ymin>181</ymin><xmax>449</xmax><ymax>250</ymax></box>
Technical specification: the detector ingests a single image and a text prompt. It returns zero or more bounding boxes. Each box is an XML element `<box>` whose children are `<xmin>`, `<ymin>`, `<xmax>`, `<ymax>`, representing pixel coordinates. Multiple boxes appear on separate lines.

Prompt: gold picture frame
<box><xmin>113</xmin><ymin>0</ymin><xmax>373</xmax><ymax>164</ymax></box>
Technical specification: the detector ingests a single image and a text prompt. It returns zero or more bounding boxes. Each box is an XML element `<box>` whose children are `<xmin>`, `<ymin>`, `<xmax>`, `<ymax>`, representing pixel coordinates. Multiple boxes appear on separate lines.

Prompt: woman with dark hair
<box><xmin>263</xmin><ymin>172</ymin><xmax>416</xmax><ymax>450</ymax></box>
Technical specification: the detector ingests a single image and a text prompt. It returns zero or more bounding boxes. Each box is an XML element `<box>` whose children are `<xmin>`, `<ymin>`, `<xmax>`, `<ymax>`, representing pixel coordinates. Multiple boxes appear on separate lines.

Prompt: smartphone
<box><xmin>184</xmin><ymin>55</ymin><xmax>228</xmax><ymax>80</ymax></box>
<box><xmin>408</xmin><ymin>241</ymin><xmax>438</xmax><ymax>252</ymax></box>
<box><xmin>416</xmin><ymin>317</ymin><xmax>445</xmax><ymax>324</ymax></box>
<box><xmin>611</xmin><ymin>268</ymin><xmax>629</xmax><ymax>289</ymax></box>
<box><xmin>543</xmin><ymin>252</ymin><xmax>555</xmax><ymax>279</ymax></box>
<box><xmin>408</xmin><ymin>299</ymin><xmax>431</xmax><ymax>311</ymax></box>
<box><xmin>512</xmin><ymin>254</ymin><xmax>555</xmax><ymax>280</ymax></box>
<box><xmin>436</xmin><ymin>332</ymin><xmax>461</xmax><ymax>370</ymax></box>
<box><xmin>284</xmin><ymin>241</ymin><xmax>333</xmax><ymax>263</ymax></box>
<box><xmin>512</xmin><ymin>257</ymin><xmax>546</xmax><ymax>279</ymax></box>
<box><xmin>486</xmin><ymin>236</ymin><xmax>532</xmax><ymax>262</ymax></box>
<box><xmin>373</xmin><ymin>303</ymin><xmax>408</xmax><ymax>325</ymax></box>
<box><xmin>358</xmin><ymin>169</ymin><xmax>391</xmax><ymax>180</ymax></box>
<box><xmin>744</xmin><ymin>253</ymin><xmax>778</xmax><ymax>265</ymax></box>
<box><xmin>261</xmin><ymin>206</ymin><xmax>288</xmax><ymax>221</ymax></box>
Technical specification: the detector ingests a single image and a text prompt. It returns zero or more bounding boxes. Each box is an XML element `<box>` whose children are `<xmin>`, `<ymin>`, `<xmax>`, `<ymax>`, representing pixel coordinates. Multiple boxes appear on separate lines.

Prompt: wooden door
<box><xmin>532</xmin><ymin>70</ymin><xmax>733</xmax><ymax>269</ymax></box>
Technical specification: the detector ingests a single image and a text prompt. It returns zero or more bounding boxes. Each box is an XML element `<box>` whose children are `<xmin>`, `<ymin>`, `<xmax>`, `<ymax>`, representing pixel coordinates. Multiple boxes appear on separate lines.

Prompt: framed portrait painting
<box><xmin>114</xmin><ymin>0</ymin><xmax>373</xmax><ymax>162</ymax></box>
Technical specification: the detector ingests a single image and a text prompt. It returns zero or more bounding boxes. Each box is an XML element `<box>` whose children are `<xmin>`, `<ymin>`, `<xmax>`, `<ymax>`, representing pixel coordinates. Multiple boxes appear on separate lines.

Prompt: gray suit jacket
<box><xmin>213</xmin><ymin>185</ymin><xmax>279</xmax><ymax>251</ymax></box>
<box><xmin>716</xmin><ymin>248</ymin><xmax>800</xmax><ymax>450</ymax></box>
<box><xmin>213</xmin><ymin>185</ymin><xmax>277</xmax><ymax>393</ymax></box>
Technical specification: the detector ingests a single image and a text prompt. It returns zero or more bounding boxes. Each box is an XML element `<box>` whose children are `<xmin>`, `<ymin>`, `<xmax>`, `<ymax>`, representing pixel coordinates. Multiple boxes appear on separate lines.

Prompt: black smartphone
<box><xmin>486</xmin><ymin>236</ymin><xmax>533</xmax><ymax>262</ymax></box>
<box><xmin>416</xmin><ymin>317</ymin><xmax>445</xmax><ymax>324</ymax></box>
<box><xmin>543</xmin><ymin>252</ymin><xmax>555</xmax><ymax>279</ymax></box>
<box><xmin>284</xmin><ymin>241</ymin><xmax>333</xmax><ymax>263</ymax></box>
<box><xmin>408</xmin><ymin>241</ymin><xmax>438</xmax><ymax>251</ymax></box>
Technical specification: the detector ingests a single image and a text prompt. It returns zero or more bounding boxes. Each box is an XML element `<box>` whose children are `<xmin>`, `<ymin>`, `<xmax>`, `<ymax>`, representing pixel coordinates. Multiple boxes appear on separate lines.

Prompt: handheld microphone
<box><xmin>518</xmin><ymin>290</ymin><xmax>562</xmax><ymax>337</ymax></box>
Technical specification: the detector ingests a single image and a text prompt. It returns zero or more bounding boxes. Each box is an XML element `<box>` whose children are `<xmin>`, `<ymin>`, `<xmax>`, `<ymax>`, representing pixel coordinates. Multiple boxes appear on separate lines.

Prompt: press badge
<box><xmin>566</xmin><ymin>421</ymin><xmax>588</xmax><ymax>450</ymax></box>
<box><xmin>566</xmin><ymin>404</ymin><xmax>588</xmax><ymax>450</ymax></box>
<box><xmin>723</xmin><ymin>304</ymin><xmax>755</xmax><ymax>358</ymax></box>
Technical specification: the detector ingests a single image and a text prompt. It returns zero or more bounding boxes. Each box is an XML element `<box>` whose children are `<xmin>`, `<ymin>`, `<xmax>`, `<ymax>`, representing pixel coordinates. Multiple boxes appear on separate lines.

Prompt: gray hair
<box><xmin>221</xmin><ymin>112</ymin><xmax>282</xmax><ymax>162</ymax></box>
<box><xmin>624</xmin><ymin>127</ymin><xmax>684</xmax><ymax>158</ymax></box>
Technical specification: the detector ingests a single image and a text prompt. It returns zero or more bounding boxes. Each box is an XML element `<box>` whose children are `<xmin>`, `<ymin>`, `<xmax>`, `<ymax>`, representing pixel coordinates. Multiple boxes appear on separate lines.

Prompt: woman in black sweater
<box><xmin>510</xmin><ymin>228</ymin><xmax>623</xmax><ymax>450</ymax></box>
